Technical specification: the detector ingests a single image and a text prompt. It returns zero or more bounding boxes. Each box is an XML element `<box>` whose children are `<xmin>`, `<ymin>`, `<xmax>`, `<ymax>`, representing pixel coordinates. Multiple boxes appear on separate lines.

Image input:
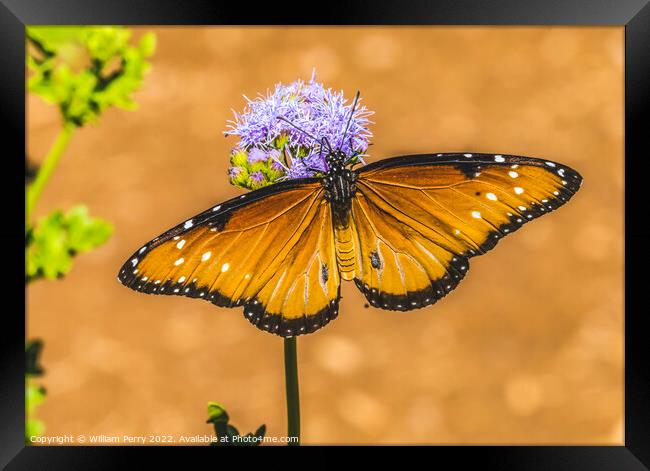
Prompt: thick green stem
<box><xmin>26</xmin><ymin>123</ymin><xmax>75</xmax><ymax>225</ymax></box>
<box><xmin>284</xmin><ymin>336</ymin><xmax>300</xmax><ymax>446</ymax></box>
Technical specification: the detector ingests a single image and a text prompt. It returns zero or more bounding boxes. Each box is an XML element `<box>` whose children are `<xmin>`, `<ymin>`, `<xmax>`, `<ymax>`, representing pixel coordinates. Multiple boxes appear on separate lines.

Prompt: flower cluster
<box><xmin>224</xmin><ymin>74</ymin><xmax>373</xmax><ymax>189</ymax></box>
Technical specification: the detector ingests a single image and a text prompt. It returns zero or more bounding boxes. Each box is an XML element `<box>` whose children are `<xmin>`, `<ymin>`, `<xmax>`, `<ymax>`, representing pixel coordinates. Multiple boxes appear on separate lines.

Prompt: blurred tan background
<box><xmin>27</xmin><ymin>27</ymin><xmax>623</xmax><ymax>445</ymax></box>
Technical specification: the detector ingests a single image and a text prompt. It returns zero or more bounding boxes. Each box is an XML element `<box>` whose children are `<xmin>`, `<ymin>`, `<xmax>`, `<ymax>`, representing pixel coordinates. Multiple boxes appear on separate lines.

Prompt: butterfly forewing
<box><xmin>118</xmin><ymin>179</ymin><xmax>341</xmax><ymax>337</ymax></box>
<box><xmin>351</xmin><ymin>153</ymin><xmax>582</xmax><ymax>309</ymax></box>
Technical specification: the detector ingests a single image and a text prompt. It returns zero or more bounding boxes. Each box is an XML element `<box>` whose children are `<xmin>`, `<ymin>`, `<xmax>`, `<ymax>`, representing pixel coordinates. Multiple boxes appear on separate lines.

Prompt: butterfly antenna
<box><xmin>277</xmin><ymin>116</ymin><xmax>319</xmax><ymax>143</ymax></box>
<box><xmin>322</xmin><ymin>136</ymin><xmax>333</xmax><ymax>153</ymax></box>
<box><xmin>338</xmin><ymin>91</ymin><xmax>360</xmax><ymax>151</ymax></box>
<box><xmin>318</xmin><ymin>137</ymin><xmax>332</xmax><ymax>159</ymax></box>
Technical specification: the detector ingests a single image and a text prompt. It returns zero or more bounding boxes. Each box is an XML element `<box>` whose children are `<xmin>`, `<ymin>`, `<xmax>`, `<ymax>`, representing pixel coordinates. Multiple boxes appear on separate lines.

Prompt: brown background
<box><xmin>27</xmin><ymin>27</ymin><xmax>624</xmax><ymax>445</ymax></box>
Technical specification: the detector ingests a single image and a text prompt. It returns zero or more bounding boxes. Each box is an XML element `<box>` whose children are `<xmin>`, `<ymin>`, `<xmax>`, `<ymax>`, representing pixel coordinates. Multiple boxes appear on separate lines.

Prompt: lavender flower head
<box><xmin>224</xmin><ymin>73</ymin><xmax>373</xmax><ymax>189</ymax></box>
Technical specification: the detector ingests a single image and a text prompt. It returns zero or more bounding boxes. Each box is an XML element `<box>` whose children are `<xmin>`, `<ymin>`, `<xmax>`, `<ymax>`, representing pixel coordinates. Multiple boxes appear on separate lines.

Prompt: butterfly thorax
<box><xmin>323</xmin><ymin>151</ymin><xmax>358</xmax><ymax>280</ymax></box>
<box><xmin>322</xmin><ymin>151</ymin><xmax>357</xmax><ymax>228</ymax></box>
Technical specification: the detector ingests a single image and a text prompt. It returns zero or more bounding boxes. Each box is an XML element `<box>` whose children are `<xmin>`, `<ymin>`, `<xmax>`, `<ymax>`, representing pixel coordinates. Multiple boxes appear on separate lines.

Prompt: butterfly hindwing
<box><xmin>118</xmin><ymin>179</ymin><xmax>341</xmax><ymax>337</ymax></box>
<box><xmin>350</xmin><ymin>192</ymin><xmax>470</xmax><ymax>310</ymax></box>
<box><xmin>351</xmin><ymin>153</ymin><xmax>582</xmax><ymax>310</ymax></box>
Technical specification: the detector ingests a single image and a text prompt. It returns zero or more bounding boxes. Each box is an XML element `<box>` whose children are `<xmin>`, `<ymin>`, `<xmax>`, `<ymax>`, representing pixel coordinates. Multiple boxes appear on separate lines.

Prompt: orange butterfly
<box><xmin>118</xmin><ymin>151</ymin><xmax>582</xmax><ymax>337</ymax></box>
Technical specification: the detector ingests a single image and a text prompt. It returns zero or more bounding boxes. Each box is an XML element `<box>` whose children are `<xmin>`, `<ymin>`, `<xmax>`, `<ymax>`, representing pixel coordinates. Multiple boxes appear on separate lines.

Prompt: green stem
<box><xmin>26</xmin><ymin>123</ymin><xmax>75</xmax><ymax>225</ymax></box>
<box><xmin>284</xmin><ymin>337</ymin><xmax>300</xmax><ymax>446</ymax></box>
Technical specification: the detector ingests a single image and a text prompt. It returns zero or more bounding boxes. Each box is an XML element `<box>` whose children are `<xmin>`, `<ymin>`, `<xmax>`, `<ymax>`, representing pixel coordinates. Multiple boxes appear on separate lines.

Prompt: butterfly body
<box><xmin>322</xmin><ymin>151</ymin><xmax>357</xmax><ymax>223</ymax></box>
<box><xmin>118</xmin><ymin>153</ymin><xmax>582</xmax><ymax>337</ymax></box>
<box><xmin>320</xmin><ymin>150</ymin><xmax>360</xmax><ymax>280</ymax></box>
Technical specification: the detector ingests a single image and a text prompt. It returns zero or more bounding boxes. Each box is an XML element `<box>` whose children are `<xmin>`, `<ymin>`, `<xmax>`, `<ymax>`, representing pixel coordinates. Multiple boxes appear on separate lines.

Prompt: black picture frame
<box><xmin>3</xmin><ymin>0</ymin><xmax>649</xmax><ymax>468</ymax></box>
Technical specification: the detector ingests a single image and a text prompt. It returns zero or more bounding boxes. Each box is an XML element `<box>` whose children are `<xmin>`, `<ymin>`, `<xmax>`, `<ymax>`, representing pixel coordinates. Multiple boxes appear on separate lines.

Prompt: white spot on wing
<box><xmin>184</xmin><ymin>220</ymin><xmax>193</xmax><ymax>229</ymax></box>
<box><xmin>178</xmin><ymin>276</ymin><xmax>186</xmax><ymax>283</ymax></box>
<box><xmin>514</xmin><ymin>187</ymin><xmax>524</xmax><ymax>195</ymax></box>
<box><xmin>221</xmin><ymin>263</ymin><xmax>230</xmax><ymax>272</ymax></box>
<box><xmin>471</xmin><ymin>211</ymin><xmax>482</xmax><ymax>219</ymax></box>
<box><xmin>212</xmin><ymin>205</ymin><xmax>221</xmax><ymax>212</ymax></box>
<box><xmin>486</xmin><ymin>192</ymin><xmax>497</xmax><ymax>201</ymax></box>
<box><xmin>176</xmin><ymin>239</ymin><xmax>186</xmax><ymax>249</ymax></box>
<box><xmin>463</xmin><ymin>153</ymin><xmax>473</xmax><ymax>158</ymax></box>
<box><xmin>174</xmin><ymin>258</ymin><xmax>184</xmax><ymax>266</ymax></box>
<box><xmin>508</xmin><ymin>171</ymin><xmax>519</xmax><ymax>178</ymax></box>
<box><xmin>201</xmin><ymin>251</ymin><xmax>212</xmax><ymax>262</ymax></box>
<box><xmin>494</xmin><ymin>155</ymin><xmax>505</xmax><ymax>162</ymax></box>
<box><xmin>546</xmin><ymin>161</ymin><xmax>556</xmax><ymax>167</ymax></box>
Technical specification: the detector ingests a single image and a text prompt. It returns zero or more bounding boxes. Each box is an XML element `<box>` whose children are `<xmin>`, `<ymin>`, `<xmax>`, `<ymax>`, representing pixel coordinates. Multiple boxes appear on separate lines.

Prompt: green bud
<box><xmin>228</xmin><ymin>166</ymin><xmax>249</xmax><ymax>188</ymax></box>
<box><xmin>274</xmin><ymin>134</ymin><xmax>289</xmax><ymax>150</ymax></box>
<box><xmin>230</xmin><ymin>149</ymin><xmax>248</xmax><ymax>168</ymax></box>
<box><xmin>249</xmin><ymin>172</ymin><xmax>268</xmax><ymax>190</ymax></box>
<box><xmin>248</xmin><ymin>161</ymin><xmax>267</xmax><ymax>174</ymax></box>
<box><xmin>295</xmin><ymin>145</ymin><xmax>308</xmax><ymax>158</ymax></box>
<box><xmin>261</xmin><ymin>159</ymin><xmax>285</xmax><ymax>181</ymax></box>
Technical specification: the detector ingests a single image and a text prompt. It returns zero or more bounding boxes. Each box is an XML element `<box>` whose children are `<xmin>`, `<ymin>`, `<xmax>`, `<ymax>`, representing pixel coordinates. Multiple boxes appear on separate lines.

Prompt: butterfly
<box><xmin>118</xmin><ymin>148</ymin><xmax>582</xmax><ymax>338</ymax></box>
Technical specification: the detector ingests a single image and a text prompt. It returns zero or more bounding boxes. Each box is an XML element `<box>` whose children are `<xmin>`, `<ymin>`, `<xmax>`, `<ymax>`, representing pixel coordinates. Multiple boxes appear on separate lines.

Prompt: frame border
<box><xmin>4</xmin><ymin>0</ymin><xmax>649</xmax><ymax>468</ymax></box>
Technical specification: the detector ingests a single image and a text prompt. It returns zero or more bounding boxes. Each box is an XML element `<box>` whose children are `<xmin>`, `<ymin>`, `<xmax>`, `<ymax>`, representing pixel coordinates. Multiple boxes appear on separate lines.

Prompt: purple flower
<box><xmin>287</xmin><ymin>161</ymin><xmax>312</xmax><ymax>180</ymax></box>
<box><xmin>250</xmin><ymin>171</ymin><xmax>265</xmax><ymax>183</ymax></box>
<box><xmin>270</xmin><ymin>160</ymin><xmax>285</xmax><ymax>173</ymax></box>
<box><xmin>247</xmin><ymin>148</ymin><xmax>268</xmax><ymax>164</ymax></box>
<box><xmin>229</xmin><ymin>166</ymin><xmax>244</xmax><ymax>178</ymax></box>
<box><xmin>268</xmin><ymin>149</ymin><xmax>281</xmax><ymax>161</ymax></box>
<box><xmin>225</xmin><ymin>72</ymin><xmax>373</xmax><ymax>183</ymax></box>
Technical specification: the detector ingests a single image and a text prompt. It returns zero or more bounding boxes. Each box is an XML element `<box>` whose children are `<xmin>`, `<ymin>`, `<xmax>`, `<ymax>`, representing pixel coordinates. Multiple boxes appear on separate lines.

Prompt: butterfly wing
<box><xmin>118</xmin><ymin>179</ymin><xmax>341</xmax><ymax>337</ymax></box>
<box><xmin>350</xmin><ymin>153</ymin><xmax>582</xmax><ymax>310</ymax></box>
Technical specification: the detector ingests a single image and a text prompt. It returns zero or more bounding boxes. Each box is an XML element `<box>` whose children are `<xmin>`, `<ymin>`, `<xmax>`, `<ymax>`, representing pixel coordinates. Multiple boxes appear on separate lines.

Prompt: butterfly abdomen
<box><xmin>334</xmin><ymin>223</ymin><xmax>357</xmax><ymax>281</ymax></box>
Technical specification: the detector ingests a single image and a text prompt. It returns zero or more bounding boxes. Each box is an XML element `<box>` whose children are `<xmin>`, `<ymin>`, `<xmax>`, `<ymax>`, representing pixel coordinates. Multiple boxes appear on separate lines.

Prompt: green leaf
<box><xmin>206</xmin><ymin>402</ymin><xmax>266</xmax><ymax>446</ymax></box>
<box><xmin>26</xmin><ymin>205</ymin><xmax>113</xmax><ymax>282</ymax></box>
<box><xmin>65</xmin><ymin>206</ymin><xmax>113</xmax><ymax>252</ymax></box>
<box><xmin>25</xmin><ymin>383</ymin><xmax>47</xmax><ymax>442</ymax></box>
<box><xmin>26</xmin><ymin>384</ymin><xmax>46</xmax><ymax>416</ymax></box>
<box><xmin>206</xmin><ymin>402</ymin><xmax>230</xmax><ymax>424</ymax></box>
<box><xmin>254</xmin><ymin>424</ymin><xmax>266</xmax><ymax>438</ymax></box>
<box><xmin>26</xmin><ymin>26</ymin><xmax>156</xmax><ymax>126</ymax></box>
<box><xmin>26</xmin><ymin>339</ymin><xmax>45</xmax><ymax>377</ymax></box>
<box><xmin>139</xmin><ymin>32</ymin><xmax>157</xmax><ymax>57</ymax></box>
<box><xmin>26</xmin><ymin>419</ymin><xmax>45</xmax><ymax>442</ymax></box>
